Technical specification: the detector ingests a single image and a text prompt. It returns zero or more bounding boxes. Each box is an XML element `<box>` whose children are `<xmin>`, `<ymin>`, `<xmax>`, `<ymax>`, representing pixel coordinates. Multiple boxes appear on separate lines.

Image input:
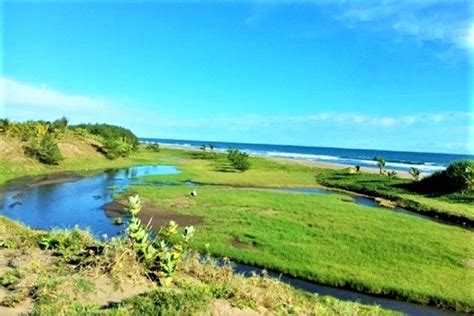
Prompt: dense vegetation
<box><xmin>73</xmin><ymin>123</ymin><xmax>139</xmax><ymax>159</ymax></box>
<box><xmin>408</xmin><ymin>160</ymin><xmax>474</xmax><ymax>194</ymax></box>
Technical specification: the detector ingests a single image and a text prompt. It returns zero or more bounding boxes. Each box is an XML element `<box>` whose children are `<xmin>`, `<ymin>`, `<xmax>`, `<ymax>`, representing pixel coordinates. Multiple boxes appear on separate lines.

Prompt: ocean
<box><xmin>140</xmin><ymin>138</ymin><xmax>474</xmax><ymax>175</ymax></box>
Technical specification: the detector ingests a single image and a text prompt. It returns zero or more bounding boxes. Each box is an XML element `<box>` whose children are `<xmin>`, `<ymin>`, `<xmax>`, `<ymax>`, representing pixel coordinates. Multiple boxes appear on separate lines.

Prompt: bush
<box><xmin>412</xmin><ymin>160</ymin><xmax>473</xmax><ymax>194</ymax></box>
<box><xmin>146</xmin><ymin>143</ymin><xmax>160</xmax><ymax>152</ymax></box>
<box><xmin>102</xmin><ymin>137</ymin><xmax>133</xmax><ymax>159</ymax></box>
<box><xmin>24</xmin><ymin>133</ymin><xmax>64</xmax><ymax>165</ymax></box>
<box><xmin>227</xmin><ymin>148</ymin><xmax>251</xmax><ymax>171</ymax></box>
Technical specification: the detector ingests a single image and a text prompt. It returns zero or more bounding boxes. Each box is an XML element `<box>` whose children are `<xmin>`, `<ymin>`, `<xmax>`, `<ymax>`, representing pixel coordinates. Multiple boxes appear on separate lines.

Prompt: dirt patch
<box><xmin>171</xmin><ymin>197</ymin><xmax>195</xmax><ymax>209</ymax></box>
<box><xmin>261</xmin><ymin>208</ymin><xmax>278</xmax><ymax>216</ymax></box>
<box><xmin>229</xmin><ymin>237</ymin><xmax>255</xmax><ymax>249</ymax></box>
<box><xmin>374</xmin><ymin>197</ymin><xmax>397</xmax><ymax>209</ymax></box>
<box><xmin>103</xmin><ymin>199</ymin><xmax>202</xmax><ymax>230</ymax></box>
<box><xmin>465</xmin><ymin>258</ymin><xmax>474</xmax><ymax>269</ymax></box>
<box><xmin>208</xmin><ymin>299</ymin><xmax>263</xmax><ymax>316</ymax></box>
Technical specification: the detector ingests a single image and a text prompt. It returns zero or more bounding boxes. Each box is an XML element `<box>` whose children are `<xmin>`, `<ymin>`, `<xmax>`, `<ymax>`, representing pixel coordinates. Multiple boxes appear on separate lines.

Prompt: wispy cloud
<box><xmin>334</xmin><ymin>1</ymin><xmax>473</xmax><ymax>52</ymax></box>
<box><xmin>2</xmin><ymin>77</ymin><xmax>472</xmax><ymax>130</ymax></box>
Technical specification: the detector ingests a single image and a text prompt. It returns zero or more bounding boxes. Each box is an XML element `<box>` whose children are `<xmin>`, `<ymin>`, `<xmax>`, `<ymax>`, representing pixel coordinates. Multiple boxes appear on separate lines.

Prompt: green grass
<box><xmin>144</xmin><ymin>151</ymin><xmax>329</xmax><ymax>187</ymax></box>
<box><xmin>130</xmin><ymin>184</ymin><xmax>474</xmax><ymax>312</ymax></box>
<box><xmin>317</xmin><ymin>171</ymin><xmax>474</xmax><ymax>221</ymax></box>
<box><xmin>0</xmin><ymin>216</ymin><xmax>395</xmax><ymax>315</ymax></box>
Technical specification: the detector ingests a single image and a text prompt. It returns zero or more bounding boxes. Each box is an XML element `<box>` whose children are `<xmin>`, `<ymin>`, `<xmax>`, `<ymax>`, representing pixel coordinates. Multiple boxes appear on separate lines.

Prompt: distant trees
<box><xmin>73</xmin><ymin>123</ymin><xmax>139</xmax><ymax>149</ymax></box>
<box><xmin>373</xmin><ymin>156</ymin><xmax>386</xmax><ymax>175</ymax></box>
<box><xmin>227</xmin><ymin>148</ymin><xmax>251</xmax><ymax>171</ymax></box>
<box><xmin>72</xmin><ymin>123</ymin><xmax>139</xmax><ymax>159</ymax></box>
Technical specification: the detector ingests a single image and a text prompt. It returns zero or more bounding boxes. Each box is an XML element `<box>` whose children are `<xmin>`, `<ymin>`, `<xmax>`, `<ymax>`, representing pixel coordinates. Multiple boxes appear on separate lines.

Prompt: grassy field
<box><xmin>129</xmin><ymin>184</ymin><xmax>474</xmax><ymax>312</ymax></box>
<box><xmin>142</xmin><ymin>150</ymin><xmax>474</xmax><ymax>221</ymax></box>
<box><xmin>0</xmin><ymin>216</ymin><xmax>396</xmax><ymax>315</ymax></box>
<box><xmin>2</xmin><ymin>135</ymin><xmax>473</xmax><ymax>312</ymax></box>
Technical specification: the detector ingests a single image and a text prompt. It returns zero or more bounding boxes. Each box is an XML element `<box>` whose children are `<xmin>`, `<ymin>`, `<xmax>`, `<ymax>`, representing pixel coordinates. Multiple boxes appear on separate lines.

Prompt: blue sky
<box><xmin>1</xmin><ymin>1</ymin><xmax>473</xmax><ymax>154</ymax></box>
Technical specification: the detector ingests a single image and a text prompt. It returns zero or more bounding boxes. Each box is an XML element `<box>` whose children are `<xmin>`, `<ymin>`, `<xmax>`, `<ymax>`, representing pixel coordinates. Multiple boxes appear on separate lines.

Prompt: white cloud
<box><xmin>335</xmin><ymin>1</ymin><xmax>473</xmax><ymax>52</ymax></box>
<box><xmin>1</xmin><ymin>77</ymin><xmax>472</xmax><ymax>136</ymax></box>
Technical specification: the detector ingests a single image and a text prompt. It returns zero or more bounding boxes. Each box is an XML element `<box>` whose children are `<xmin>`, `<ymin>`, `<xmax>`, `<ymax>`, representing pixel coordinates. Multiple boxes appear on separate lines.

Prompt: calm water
<box><xmin>0</xmin><ymin>165</ymin><xmax>179</xmax><ymax>237</ymax></box>
<box><xmin>141</xmin><ymin>137</ymin><xmax>474</xmax><ymax>175</ymax></box>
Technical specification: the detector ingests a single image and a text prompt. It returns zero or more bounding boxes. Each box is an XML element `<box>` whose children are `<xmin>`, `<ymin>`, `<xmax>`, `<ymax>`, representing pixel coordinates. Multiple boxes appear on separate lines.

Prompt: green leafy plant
<box><xmin>0</xmin><ymin>269</ymin><xmax>21</xmax><ymax>289</ymax></box>
<box><xmin>126</xmin><ymin>195</ymin><xmax>195</xmax><ymax>285</ymax></box>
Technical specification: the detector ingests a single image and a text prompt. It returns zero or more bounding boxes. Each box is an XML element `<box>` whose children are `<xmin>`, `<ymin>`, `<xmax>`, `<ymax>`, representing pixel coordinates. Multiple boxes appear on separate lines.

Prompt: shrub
<box><xmin>102</xmin><ymin>137</ymin><xmax>133</xmax><ymax>159</ymax></box>
<box><xmin>24</xmin><ymin>133</ymin><xmax>63</xmax><ymax>165</ymax></box>
<box><xmin>146</xmin><ymin>143</ymin><xmax>160</xmax><ymax>152</ymax></box>
<box><xmin>411</xmin><ymin>160</ymin><xmax>474</xmax><ymax>194</ymax></box>
<box><xmin>445</xmin><ymin>160</ymin><xmax>473</xmax><ymax>193</ymax></box>
<box><xmin>227</xmin><ymin>148</ymin><xmax>251</xmax><ymax>171</ymax></box>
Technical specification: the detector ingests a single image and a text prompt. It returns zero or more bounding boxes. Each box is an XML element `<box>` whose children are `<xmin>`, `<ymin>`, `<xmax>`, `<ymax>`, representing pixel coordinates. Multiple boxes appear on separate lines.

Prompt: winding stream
<box><xmin>0</xmin><ymin>165</ymin><xmax>462</xmax><ymax>315</ymax></box>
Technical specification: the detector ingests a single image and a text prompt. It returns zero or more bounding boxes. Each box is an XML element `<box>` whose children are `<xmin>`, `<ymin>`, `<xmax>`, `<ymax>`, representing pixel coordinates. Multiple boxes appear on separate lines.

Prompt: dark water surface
<box><xmin>0</xmin><ymin>165</ymin><xmax>179</xmax><ymax>237</ymax></box>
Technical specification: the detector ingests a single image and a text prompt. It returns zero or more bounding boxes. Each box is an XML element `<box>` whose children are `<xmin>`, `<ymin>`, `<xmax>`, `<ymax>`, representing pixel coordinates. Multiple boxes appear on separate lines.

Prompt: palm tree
<box><xmin>387</xmin><ymin>170</ymin><xmax>397</xmax><ymax>179</ymax></box>
<box><xmin>199</xmin><ymin>144</ymin><xmax>206</xmax><ymax>152</ymax></box>
<box><xmin>373</xmin><ymin>156</ymin><xmax>386</xmax><ymax>175</ymax></box>
<box><xmin>409</xmin><ymin>167</ymin><xmax>421</xmax><ymax>181</ymax></box>
<box><xmin>208</xmin><ymin>144</ymin><xmax>214</xmax><ymax>152</ymax></box>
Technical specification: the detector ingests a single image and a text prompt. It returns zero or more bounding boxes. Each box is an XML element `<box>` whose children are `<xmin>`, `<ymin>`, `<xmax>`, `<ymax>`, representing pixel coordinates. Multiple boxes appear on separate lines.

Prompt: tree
<box><xmin>24</xmin><ymin>133</ymin><xmax>63</xmax><ymax>165</ymax></box>
<box><xmin>409</xmin><ymin>167</ymin><xmax>421</xmax><ymax>181</ymax></box>
<box><xmin>387</xmin><ymin>170</ymin><xmax>397</xmax><ymax>179</ymax></box>
<box><xmin>373</xmin><ymin>156</ymin><xmax>386</xmax><ymax>175</ymax></box>
<box><xmin>200</xmin><ymin>144</ymin><xmax>206</xmax><ymax>152</ymax></box>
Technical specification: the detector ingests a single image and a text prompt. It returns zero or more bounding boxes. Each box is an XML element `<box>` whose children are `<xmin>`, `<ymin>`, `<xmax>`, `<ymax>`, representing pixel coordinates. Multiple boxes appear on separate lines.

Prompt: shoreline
<box><xmin>159</xmin><ymin>144</ymin><xmax>414</xmax><ymax>179</ymax></box>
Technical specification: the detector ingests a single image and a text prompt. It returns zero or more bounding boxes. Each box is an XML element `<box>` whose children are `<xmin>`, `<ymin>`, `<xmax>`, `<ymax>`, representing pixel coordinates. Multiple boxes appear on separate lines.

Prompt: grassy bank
<box><xmin>317</xmin><ymin>171</ymin><xmax>474</xmax><ymax>222</ymax></box>
<box><xmin>128</xmin><ymin>184</ymin><xmax>474</xmax><ymax>312</ymax></box>
<box><xmin>0</xmin><ymin>216</ymin><xmax>395</xmax><ymax>315</ymax></box>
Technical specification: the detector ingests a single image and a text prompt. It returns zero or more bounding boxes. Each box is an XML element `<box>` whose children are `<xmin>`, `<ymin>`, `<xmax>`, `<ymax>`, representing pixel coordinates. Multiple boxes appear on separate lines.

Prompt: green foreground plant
<box><xmin>126</xmin><ymin>194</ymin><xmax>195</xmax><ymax>284</ymax></box>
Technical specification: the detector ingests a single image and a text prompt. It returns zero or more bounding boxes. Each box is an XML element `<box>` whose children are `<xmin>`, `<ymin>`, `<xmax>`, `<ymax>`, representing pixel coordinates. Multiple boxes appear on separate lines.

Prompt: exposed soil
<box><xmin>229</xmin><ymin>237</ymin><xmax>255</xmax><ymax>250</ymax></box>
<box><xmin>208</xmin><ymin>299</ymin><xmax>264</xmax><ymax>316</ymax></box>
<box><xmin>103</xmin><ymin>199</ymin><xmax>202</xmax><ymax>230</ymax></box>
